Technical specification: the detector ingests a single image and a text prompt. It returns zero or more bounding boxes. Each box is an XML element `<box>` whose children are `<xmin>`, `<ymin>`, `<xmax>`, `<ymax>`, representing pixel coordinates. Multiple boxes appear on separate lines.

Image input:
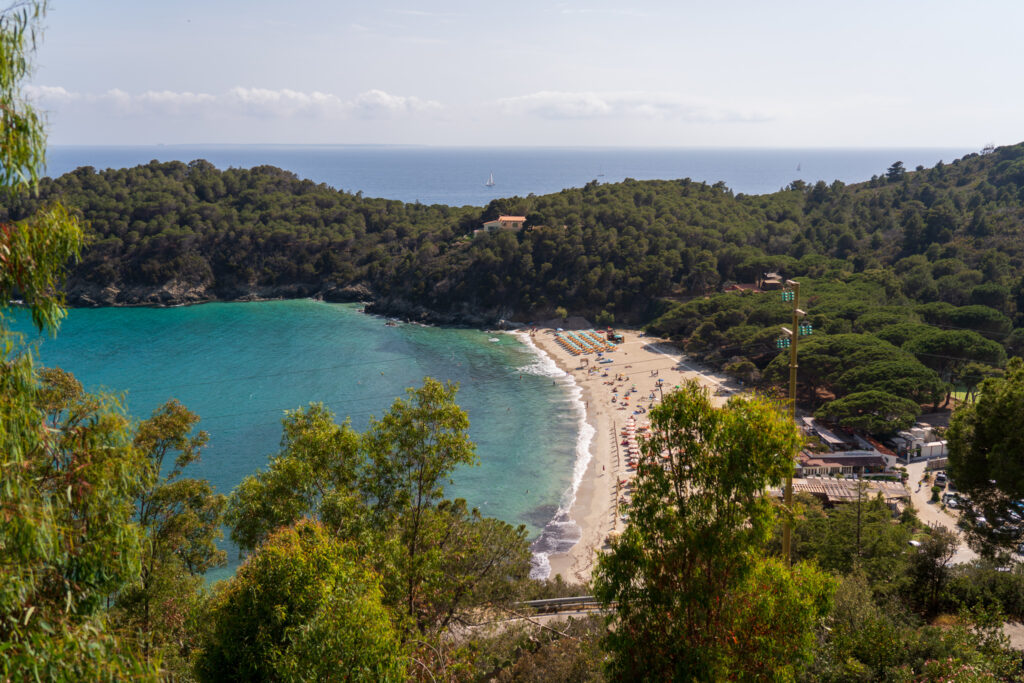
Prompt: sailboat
<box><xmin>484</xmin><ymin>171</ymin><xmax>495</xmax><ymax>187</ymax></box>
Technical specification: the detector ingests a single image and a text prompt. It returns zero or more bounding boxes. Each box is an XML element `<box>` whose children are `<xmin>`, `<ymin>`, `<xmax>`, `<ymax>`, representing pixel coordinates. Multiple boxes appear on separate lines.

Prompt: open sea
<box><xmin>19</xmin><ymin>144</ymin><xmax>974</xmax><ymax>579</ymax></box>
<box><xmin>46</xmin><ymin>144</ymin><xmax>974</xmax><ymax>206</ymax></box>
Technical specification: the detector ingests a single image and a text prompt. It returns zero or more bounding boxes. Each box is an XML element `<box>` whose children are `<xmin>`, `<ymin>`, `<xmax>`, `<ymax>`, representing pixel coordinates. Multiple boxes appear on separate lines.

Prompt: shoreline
<box><xmin>525</xmin><ymin>327</ymin><xmax>740</xmax><ymax>584</ymax></box>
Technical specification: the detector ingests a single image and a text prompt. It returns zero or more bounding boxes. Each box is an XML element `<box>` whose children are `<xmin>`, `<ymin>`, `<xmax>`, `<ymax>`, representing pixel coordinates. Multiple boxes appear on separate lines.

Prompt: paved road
<box><xmin>906</xmin><ymin>460</ymin><xmax>978</xmax><ymax>565</ymax></box>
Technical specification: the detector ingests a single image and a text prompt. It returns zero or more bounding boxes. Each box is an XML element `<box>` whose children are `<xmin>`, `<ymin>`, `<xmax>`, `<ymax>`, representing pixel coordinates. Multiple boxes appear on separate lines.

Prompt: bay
<box><xmin>23</xmin><ymin>143</ymin><xmax>978</xmax><ymax>580</ymax></box>
<box><xmin>46</xmin><ymin>144</ymin><xmax>974</xmax><ymax>207</ymax></box>
<box><xmin>12</xmin><ymin>301</ymin><xmax>579</xmax><ymax>581</ymax></box>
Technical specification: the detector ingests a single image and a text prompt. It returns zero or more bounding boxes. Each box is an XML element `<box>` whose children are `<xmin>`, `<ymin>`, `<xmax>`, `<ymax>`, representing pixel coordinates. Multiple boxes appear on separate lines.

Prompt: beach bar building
<box><xmin>773</xmin><ymin>477</ymin><xmax>910</xmax><ymax>506</ymax></box>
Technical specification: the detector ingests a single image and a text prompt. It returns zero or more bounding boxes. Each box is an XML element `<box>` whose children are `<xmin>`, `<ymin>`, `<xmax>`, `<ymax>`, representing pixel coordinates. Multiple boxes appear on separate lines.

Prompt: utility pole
<box><xmin>778</xmin><ymin>279</ymin><xmax>812</xmax><ymax>565</ymax></box>
<box><xmin>856</xmin><ymin>480</ymin><xmax>863</xmax><ymax>559</ymax></box>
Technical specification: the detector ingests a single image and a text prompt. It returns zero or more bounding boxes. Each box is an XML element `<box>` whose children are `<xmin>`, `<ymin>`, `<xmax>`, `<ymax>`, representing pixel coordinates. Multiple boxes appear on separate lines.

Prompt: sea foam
<box><xmin>513</xmin><ymin>334</ymin><xmax>565</xmax><ymax>378</ymax></box>
<box><xmin>512</xmin><ymin>332</ymin><xmax>595</xmax><ymax>580</ymax></box>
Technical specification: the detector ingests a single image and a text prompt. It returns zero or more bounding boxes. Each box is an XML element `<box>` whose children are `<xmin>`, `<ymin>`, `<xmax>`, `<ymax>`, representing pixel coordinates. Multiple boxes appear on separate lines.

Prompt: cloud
<box><xmin>24</xmin><ymin>85</ymin><xmax>76</xmax><ymax>102</ymax></box>
<box><xmin>25</xmin><ymin>85</ymin><xmax>441</xmax><ymax>121</ymax></box>
<box><xmin>496</xmin><ymin>90</ymin><xmax>770</xmax><ymax>123</ymax></box>
<box><xmin>225</xmin><ymin>87</ymin><xmax>347</xmax><ymax>118</ymax></box>
<box><xmin>352</xmin><ymin>89</ymin><xmax>442</xmax><ymax>117</ymax></box>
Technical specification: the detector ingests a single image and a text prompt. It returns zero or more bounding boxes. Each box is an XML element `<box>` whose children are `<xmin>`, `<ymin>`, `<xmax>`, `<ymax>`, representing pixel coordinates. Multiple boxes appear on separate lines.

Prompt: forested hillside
<box><xmin>5</xmin><ymin>143</ymin><xmax>1023</xmax><ymax>325</ymax></box>
<box><xmin>5</xmin><ymin>144</ymin><xmax>1024</xmax><ymax>427</ymax></box>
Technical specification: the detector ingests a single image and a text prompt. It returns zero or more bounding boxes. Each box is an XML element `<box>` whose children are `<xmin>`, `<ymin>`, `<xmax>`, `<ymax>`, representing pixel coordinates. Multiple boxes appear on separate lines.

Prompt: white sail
<box><xmin>485</xmin><ymin>171</ymin><xmax>495</xmax><ymax>187</ymax></box>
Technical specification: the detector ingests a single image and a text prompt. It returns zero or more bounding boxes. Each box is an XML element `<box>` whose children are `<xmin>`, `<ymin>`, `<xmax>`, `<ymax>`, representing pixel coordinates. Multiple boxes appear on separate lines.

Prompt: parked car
<box><xmin>935</xmin><ymin>472</ymin><xmax>947</xmax><ymax>485</ymax></box>
<box><xmin>996</xmin><ymin>524</ymin><xmax>1023</xmax><ymax>541</ymax></box>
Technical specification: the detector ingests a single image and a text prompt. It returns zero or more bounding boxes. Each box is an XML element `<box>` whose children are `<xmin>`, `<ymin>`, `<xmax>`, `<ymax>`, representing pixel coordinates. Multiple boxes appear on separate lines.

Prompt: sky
<box><xmin>25</xmin><ymin>0</ymin><xmax>1024</xmax><ymax>148</ymax></box>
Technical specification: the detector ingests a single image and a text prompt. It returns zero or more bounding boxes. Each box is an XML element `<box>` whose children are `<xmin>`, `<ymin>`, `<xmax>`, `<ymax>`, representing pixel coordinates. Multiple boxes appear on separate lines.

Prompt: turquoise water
<box><xmin>11</xmin><ymin>301</ymin><xmax>578</xmax><ymax>578</ymax></box>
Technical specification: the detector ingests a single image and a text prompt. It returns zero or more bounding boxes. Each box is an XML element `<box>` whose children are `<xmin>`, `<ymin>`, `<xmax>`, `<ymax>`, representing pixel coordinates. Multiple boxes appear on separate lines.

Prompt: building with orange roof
<box><xmin>481</xmin><ymin>215</ymin><xmax>527</xmax><ymax>233</ymax></box>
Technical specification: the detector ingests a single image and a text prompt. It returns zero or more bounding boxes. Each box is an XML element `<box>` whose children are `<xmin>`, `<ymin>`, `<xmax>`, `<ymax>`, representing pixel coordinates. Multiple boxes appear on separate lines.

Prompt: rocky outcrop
<box><xmin>365</xmin><ymin>296</ymin><xmax>518</xmax><ymax>327</ymax></box>
<box><xmin>66</xmin><ymin>279</ymin><xmax>215</xmax><ymax>307</ymax></box>
<box><xmin>63</xmin><ymin>277</ymin><xmax>524</xmax><ymax>328</ymax></box>
<box><xmin>319</xmin><ymin>283</ymin><xmax>374</xmax><ymax>303</ymax></box>
<box><xmin>64</xmin><ymin>275</ymin><xmax>355</xmax><ymax>308</ymax></box>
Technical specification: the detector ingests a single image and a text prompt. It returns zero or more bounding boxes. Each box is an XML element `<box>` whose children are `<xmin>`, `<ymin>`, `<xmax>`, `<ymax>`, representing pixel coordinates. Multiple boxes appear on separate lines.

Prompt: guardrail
<box><xmin>519</xmin><ymin>595</ymin><xmax>605</xmax><ymax>614</ymax></box>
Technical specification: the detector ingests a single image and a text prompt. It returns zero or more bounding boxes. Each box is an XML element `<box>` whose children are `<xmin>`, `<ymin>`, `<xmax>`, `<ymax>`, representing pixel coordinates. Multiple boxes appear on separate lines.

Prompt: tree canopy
<box><xmin>593</xmin><ymin>381</ymin><xmax>833</xmax><ymax>680</ymax></box>
<box><xmin>814</xmin><ymin>390</ymin><xmax>922</xmax><ymax>436</ymax></box>
<box><xmin>226</xmin><ymin>379</ymin><xmax>532</xmax><ymax>642</ymax></box>
<box><xmin>948</xmin><ymin>357</ymin><xmax>1024</xmax><ymax>549</ymax></box>
<box><xmin>195</xmin><ymin>519</ymin><xmax>405</xmax><ymax>682</ymax></box>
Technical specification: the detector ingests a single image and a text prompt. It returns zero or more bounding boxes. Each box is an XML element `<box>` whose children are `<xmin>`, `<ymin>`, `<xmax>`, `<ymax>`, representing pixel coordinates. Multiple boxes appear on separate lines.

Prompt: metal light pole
<box><xmin>778</xmin><ymin>279</ymin><xmax>811</xmax><ymax>565</ymax></box>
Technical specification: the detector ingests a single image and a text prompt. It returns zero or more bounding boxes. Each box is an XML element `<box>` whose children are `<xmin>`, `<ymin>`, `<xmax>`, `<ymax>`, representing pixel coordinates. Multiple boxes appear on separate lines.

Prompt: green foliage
<box><xmin>0</xmin><ymin>620</ymin><xmax>158</xmax><ymax>682</ymax></box>
<box><xmin>787</xmin><ymin>490</ymin><xmax>913</xmax><ymax>594</ymax></box>
<box><xmin>944</xmin><ymin>562</ymin><xmax>1024</xmax><ymax>622</ymax></box>
<box><xmin>0</xmin><ymin>0</ymin><xmax>46</xmax><ymax>193</ymax></box>
<box><xmin>7</xmin><ymin>136</ymin><xmax>1024</xmax><ymax>439</ymax></box>
<box><xmin>114</xmin><ymin>399</ymin><xmax>226</xmax><ymax>669</ymax></box>
<box><xmin>226</xmin><ymin>379</ymin><xmax>532</xmax><ymax>643</ymax></box>
<box><xmin>728</xmin><ymin>557</ymin><xmax>835</xmax><ymax>680</ymax></box>
<box><xmin>906</xmin><ymin>526</ymin><xmax>957</xmax><ymax>616</ymax></box>
<box><xmin>13</xmin><ymin>142</ymin><xmax>1024</xmax><ymax>329</ymax></box>
<box><xmin>0</xmin><ymin>202</ymin><xmax>83</xmax><ymax>332</ymax></box>
<box><xmin>834</xmin><ymin>360</ymin><xmax>946</xmax><ymax>406</ymax></box>
<box><xmin>948</xmin><ymin>356</ymin><xmax>1024</xmax><ymax>498</ymax></box>
<box><xmin>948</xmin><ymin>357</ymin><xmax>1024</xmax><ymax>552</ymax></box>
<box><xmin>460</xmin><ymin>615</ymin><xmax>606</xmax><ymax>682</ymax></box>
<box><xmin>903</xmin><ymin>328</ymin><xmax>1007</xmax><ymax>386</ymax></box>
<box><xmin>195</xmin><ymin>519</ymin><xmax>405</xmax><ymax>682</ymax></box>
<box><xmin>814</xmin><ymin>389</ymin><xmax>921</xmax><ymax>435</ymax></box>
<box><xmin>0</xmin><ymin>341</ymin><xmax>156</xmax><ymax>678</ymax></box>
<box><xmin>766</xmin><ymin>333</ymin><xmax>937</xmax><ymax>409</ymax></box>
<box><xmin>805</xmin><ymin>574</ymin><xmax>1019</xmax><ymax>681</ymax></box>
<box><xmin>594</xmin><ymin>381</ymin><xmax>833</xmax><ymax>680</ymax></box>
<box><xmin>0</xmin><ymin>1</ymin><xmax>83</xmax><ymax>333</ymax></box>
<box><xmin>226</xmin><ymin>402</ymin><xmax>361</xmax><ymax>552</ymax></box>
<box><xmin>0</xmin><ymin>4</ymin><xmax>157</xmax><ymax>677</ymax></box>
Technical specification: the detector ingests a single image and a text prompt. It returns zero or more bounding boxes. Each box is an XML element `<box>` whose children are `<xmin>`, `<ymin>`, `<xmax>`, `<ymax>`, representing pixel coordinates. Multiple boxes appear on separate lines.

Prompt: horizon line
<box><xmin>47</xmin><ymin>142</ymin><xmax>988</xmax><ymax>152</ymax></box>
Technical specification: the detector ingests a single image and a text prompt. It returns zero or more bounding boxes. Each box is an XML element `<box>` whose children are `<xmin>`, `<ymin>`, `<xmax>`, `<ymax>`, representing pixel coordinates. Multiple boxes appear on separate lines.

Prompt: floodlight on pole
<box><xmin>781</xmin><ymin>280</ymin><xmax>802</xmax><ymax>566</ymax></box>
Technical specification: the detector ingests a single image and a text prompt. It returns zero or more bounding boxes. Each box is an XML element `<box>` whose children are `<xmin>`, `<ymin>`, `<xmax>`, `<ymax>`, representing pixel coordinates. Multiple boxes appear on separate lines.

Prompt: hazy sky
<box><xmin>26</xmin><ymin>0</ymin><xmax>1024</xmax><ymax>147</ymax></box>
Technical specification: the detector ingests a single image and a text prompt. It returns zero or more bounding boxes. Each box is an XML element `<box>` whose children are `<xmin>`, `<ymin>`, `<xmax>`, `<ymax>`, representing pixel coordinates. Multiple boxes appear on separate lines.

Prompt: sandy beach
<box><xmin>528</xmin><ymin>327</ymin><xmax>741</xmax><ymax>584</ymax></box>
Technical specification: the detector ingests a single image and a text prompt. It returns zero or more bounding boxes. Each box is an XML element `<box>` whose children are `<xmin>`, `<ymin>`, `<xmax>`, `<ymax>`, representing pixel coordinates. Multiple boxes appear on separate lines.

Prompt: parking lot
<box><xmin>906</xmin><ymin>460</ymin><xmax>978</xmax><ymax>565</ymax></box>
